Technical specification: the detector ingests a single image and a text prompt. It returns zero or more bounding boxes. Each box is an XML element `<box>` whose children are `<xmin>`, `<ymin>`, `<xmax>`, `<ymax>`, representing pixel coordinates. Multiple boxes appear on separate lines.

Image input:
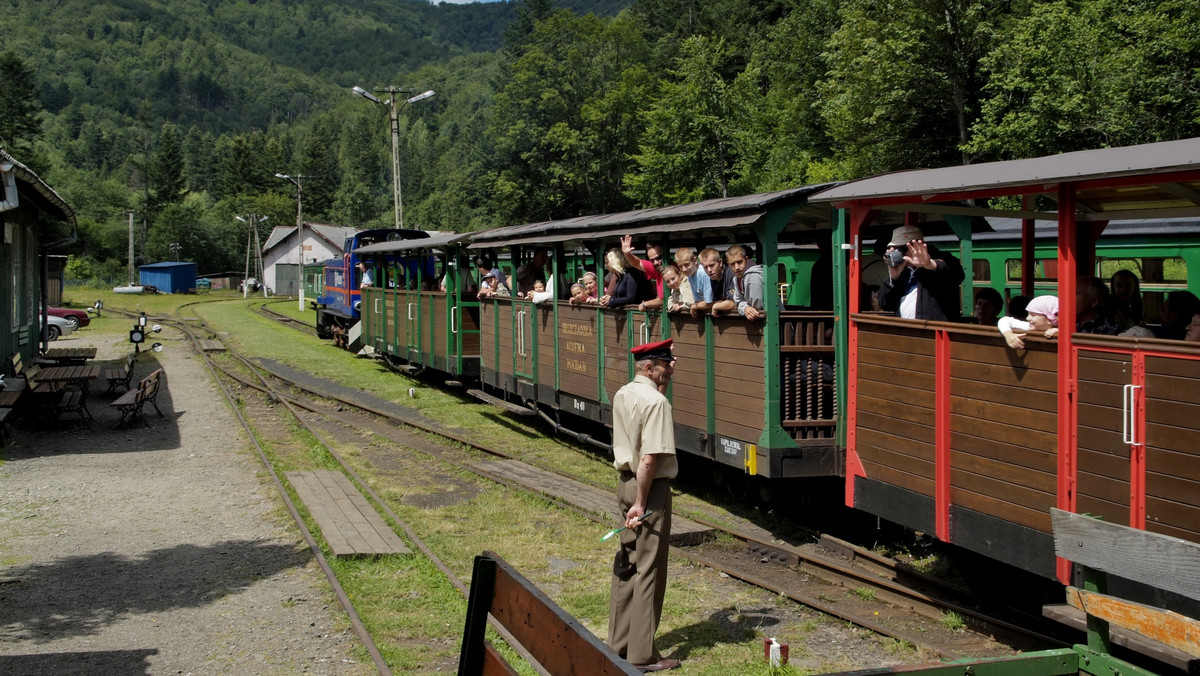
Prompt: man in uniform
<box><xmin>608</xmin><ymin>338</ymin><xmax>681</xmax><ymax>672</ymax></box>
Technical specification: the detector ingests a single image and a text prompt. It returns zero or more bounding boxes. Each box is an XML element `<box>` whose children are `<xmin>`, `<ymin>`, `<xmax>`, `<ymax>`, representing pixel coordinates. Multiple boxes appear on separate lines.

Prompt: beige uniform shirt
<box><xmin>611</xmin><ymin>375</ymin><xmax>678</xmax><ymax>480</ymax></box>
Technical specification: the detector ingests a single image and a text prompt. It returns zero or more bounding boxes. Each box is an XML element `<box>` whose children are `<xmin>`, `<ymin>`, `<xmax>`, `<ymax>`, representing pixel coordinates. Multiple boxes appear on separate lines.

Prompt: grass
<box><xmin>851</xmin><ymin>587</ymin><xmax>876</xmax><ymax>601</ymax></box>
<box><xmin>61</xmin><ymin>288</ymin><xmax>928</xmax><ymax>674</ymax></box>
<box><xmin>940</xmin><ymin>611</ymin><xmax>966</xmax><ymax>632</ymax></box>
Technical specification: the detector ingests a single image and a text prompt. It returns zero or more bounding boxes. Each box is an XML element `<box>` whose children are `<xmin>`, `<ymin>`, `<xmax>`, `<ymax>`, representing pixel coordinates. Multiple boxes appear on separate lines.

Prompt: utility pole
<box><xmin>127</xmin><ymin>210</ymin><xmax>136</xmax><ymax>286</ymax></box>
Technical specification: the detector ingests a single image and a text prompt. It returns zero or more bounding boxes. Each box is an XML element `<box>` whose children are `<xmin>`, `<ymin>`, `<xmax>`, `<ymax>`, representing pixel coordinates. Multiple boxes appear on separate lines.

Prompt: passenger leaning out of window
<box><xmin>877</xmin><ymin>225</ymin><xmax>964</xmax><ymax>321</ymax></box>
<box><xmin>725</xmin><ymin>246</ymin><xmax>765</xmax><ymax>320</ymax></box>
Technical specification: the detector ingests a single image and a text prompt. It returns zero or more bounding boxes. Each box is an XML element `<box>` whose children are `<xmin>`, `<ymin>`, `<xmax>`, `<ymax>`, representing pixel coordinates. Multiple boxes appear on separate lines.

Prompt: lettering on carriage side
<box><xmin>564</xmin><ymin>341</ymin><xmax>588</xmax><ymax>353</ymax></box>
<box><xmin>564</xmin><ymin>359</ymin><xmax>590</xmax><ymax>375</ymax></box>
<box><xmin>333</xmin><ymin>271</ymin><xmax>345</xmax><ymax>287</ymax></box>
<box><xmin>572</xmin><ymin>398</ymin><xmax>587</xmax><ymax>412</ymax></box>
<box><xmin>560</xmin><ymin>322</ymin><xmax>595</xmax><ymax>338</ymax></box>
<box><xmin>719</xmin><ymin>437</ymin><xmax>744</xmax><ymax>456</ymax></box>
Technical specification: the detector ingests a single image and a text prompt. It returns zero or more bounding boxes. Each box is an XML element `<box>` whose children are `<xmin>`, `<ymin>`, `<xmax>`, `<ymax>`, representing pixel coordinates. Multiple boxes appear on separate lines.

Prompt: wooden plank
<box><xmin>1075</xmin><ymin>495</ymin><xmax>1130</xmax><ymax>531</ymax></box>
<box><xmin>1146</xmin><ymin>372</ymin><xmax>1200</xmax><ymax>406</ymax></box>
<box><xmin>951</xmin><ymin>341</ymin><xmax>1059</xmax><ymax>372</ymax></box>
<box><xmin>951</xmin><ymin>452</ymin><xmax>1057</xmax><ymax>494</ymax></box>
<box><xmin>950</xmin><ymin>377</ymin><xmax>1057</xmax><ymax>410</ymax></box>
<box><xmin>859</xmin><ymin>461</ymin><xmax>934</xmax><ymax>497</ymax></box>
<box><xmin>485</xmin><ymin>553</ymin><xmax>643</xmax><ymax>676</ymax></box>
<box><xmin>949</xmin><ymin>360</ymin><xmax>1059</xmax><ymax>390</ymax></box>
<box><xmin>285</xmin><ymin>471</ymin><xmax>411</xmax><ymax>557</ymax></box>
<box><xmin>951</xmin><ymin>470</ymin><xmax>1056</xmax><ymax>517</ymax></box>
<box><xmin>1145</xmin><ymin>496</ymin><xmax>1200</xmax><ymax>542</ymax></box>
<box><xmin>858</xmin><ymin>348</ymin><xmax>934</xmax><ymax>371</ymax></box>
<box><xmin>950</xmin><ymin>395</ymin><xmax>1057</xmax><ymax>434</ymax></box>
<box><xmin>952</xmin><ymin>432</ymin><xmax>1056</xmax><ymax>474</ymax></box>
<box><xmin>858</xmin><ymin>362</ymin><xmax>935</xmax><ymax>392</ymax></box>
<box><xmin>1044</xmin><ymin>603</ymin><xmax>1199</xmax><ymax>672</ymax></box>
<box><xmin>1051</xmin><ymin>508</ymin><xmax>1200</xmax><ymax>601</ymax></box>
<box><xmin>1065</xmin><ymin>587</ymin><xmax>1200</xmax><ymax>657</ymax></box>
<box><xmin>952</xmin><ymin>487</ymin><xmax>1052</xmax><ymax>533</ymax></box>
<box><xmin>858</xmin><ymin>329</ymin><xmax>934</xmax><ymax>355</ymax></box>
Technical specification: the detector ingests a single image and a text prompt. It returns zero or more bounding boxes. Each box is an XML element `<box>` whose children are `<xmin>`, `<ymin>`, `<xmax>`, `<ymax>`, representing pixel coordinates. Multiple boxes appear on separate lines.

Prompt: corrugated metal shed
<box><xmin>139</xmin><ymin>261</ymin><xmax>197</xmax><ymax>294</ymax></box>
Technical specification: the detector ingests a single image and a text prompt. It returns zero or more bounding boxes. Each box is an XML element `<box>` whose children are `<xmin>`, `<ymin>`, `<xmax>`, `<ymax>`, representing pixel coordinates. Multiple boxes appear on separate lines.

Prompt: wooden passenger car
<box><xmin>810</xmin><ymin>137</ymin><xmax>1200</xmax><ymax>584</ymax></box>
<box><xmin>356</xmin><ymin>232</ymin><xmax>481</xmax><ymax>380</ymax></box>
<box><xmin>468</xmin><ymin>187</ymin><xmax>843</xmax><ymax>480</ymax></box>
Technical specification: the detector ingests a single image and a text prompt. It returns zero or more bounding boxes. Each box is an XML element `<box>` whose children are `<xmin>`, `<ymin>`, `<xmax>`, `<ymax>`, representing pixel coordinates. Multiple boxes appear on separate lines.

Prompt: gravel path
<box><xmin>0</xmin><ymin>332</ymin><xmax>367</xmax><ymax>675</ymax></box>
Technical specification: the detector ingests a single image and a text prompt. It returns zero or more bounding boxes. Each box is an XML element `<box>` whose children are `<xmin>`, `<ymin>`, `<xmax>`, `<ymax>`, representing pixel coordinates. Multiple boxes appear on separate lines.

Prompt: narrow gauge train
<box><xmin>349</xmin><ymin>188</ymin><xmax>981</xmax><ymax>487</ymax></box>
<box><xmin>308</xmin><ymin>228</ymin><xmax>430</xmax><ymax>347</ymax></box>
<box><xmin>338</xmin><ymin>138</ymin><xmax>1200</xmax><ymax>611</ymax></box>
<box><xmin>811</xmin><ymin>136</ymin><xmax>1200</xmax><ymax>598</ymax></box>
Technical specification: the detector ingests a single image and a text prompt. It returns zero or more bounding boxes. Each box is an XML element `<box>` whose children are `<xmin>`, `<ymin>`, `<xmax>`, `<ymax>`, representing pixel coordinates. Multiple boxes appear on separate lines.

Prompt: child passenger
<box><xmin>662</xmin><ymin>264</ymin><xmax>694</xmax><ymax>312</ymax></box>
<box><xmin>998</xmin><ymin>295</ymin><xmax>1059</xmax><ymax>349</ymax></box>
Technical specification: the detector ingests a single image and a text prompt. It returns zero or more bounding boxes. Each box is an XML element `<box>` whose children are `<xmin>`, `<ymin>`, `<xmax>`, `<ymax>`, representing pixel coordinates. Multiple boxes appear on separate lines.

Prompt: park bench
<box><xmin>458</xmin><ymin>550</ymin><xmax>641</xmax><ymax>675</ymax></box>
<box><xmin>140</xmin><ymin>368</ymin><xmax>164</xmax><ymax>417</ymax></box>
<box><xmin>27</xmin><ymin>375</ymin><xmax>91</xmax><ymax>427</ymax></box>
<box><xmin>103</xmin><ymin>353</ymin><xmax>137</xmax><ymax>394</ymax></box>
<box><xmin>111</xmin><ymin>383</ymin><xmax>147</xmax><ymax>430</ymax></box>
<box><xmin>111</xmin><ymin>369</ymin><xmax>164</xmax><ymax>429</ymax></box>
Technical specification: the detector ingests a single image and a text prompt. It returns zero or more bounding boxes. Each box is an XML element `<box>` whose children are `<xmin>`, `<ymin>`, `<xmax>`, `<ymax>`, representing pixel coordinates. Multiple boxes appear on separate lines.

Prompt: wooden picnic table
<box><xmin>40</xmin><ymin>347</ymin><xmax>98</xmax><ymax>365</ymax></box>
<box><xmin>37</xmin><ymin>364</ymin><xmax>102</xmax><ymax>393</ymax></box>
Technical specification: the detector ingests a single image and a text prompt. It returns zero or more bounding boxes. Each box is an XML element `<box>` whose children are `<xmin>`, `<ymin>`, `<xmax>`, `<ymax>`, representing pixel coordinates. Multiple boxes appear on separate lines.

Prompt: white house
<box><xmin>262</xmin><ymin>222</ymin><xmax>357</xmax><ymax>295</ymax></box>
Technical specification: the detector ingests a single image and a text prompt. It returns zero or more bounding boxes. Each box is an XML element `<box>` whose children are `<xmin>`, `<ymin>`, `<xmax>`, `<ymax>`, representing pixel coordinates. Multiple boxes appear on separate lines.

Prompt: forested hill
<box><xmin>2</xmin><ymin>0</ymin><xmax>1198</xmax><ymax>283</ymax></box>
<box><xmin>1</xmin><ymin>0</ymin><xmax>532</xmax><ymax>134</ymax></box>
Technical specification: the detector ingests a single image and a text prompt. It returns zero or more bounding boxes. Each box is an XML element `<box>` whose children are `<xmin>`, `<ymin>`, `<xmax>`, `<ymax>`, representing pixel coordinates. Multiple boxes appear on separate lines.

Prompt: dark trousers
<box><xmin>608</xmin><ymin>474</ymin><xmax>672</xmax><ymax>664</ymax></box>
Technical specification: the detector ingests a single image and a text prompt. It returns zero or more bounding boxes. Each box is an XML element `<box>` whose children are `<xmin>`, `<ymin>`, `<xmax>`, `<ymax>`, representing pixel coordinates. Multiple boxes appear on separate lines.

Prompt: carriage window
<box><xmin>1097</xmin><ymin>257</ymin><xmax>1187</xmax><ymax>285</ymax></box>
<box><xmin>1005</xmin><ymin>258</ymin><xmax>1057</xmax><ymax>282</ymax></box>
<box><xmin>972</xmin><ymin>259</ymin><xmax>990</xmax><ymax>283</ymax></box>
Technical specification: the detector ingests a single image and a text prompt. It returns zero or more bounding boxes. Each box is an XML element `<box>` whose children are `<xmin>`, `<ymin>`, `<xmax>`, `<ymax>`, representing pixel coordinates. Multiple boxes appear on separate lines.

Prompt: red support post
<box><xmin>1130</xmin><ymin>352</ymin><xmax>1146</xmax><ymax>530</ymax></box>
<box><xmin>844</xmin><ymin>205</ymin><xmax>876</xmax><ymax>507</ymax></box>
<box><xmin>1056</xmin><ymin>184</ymin><xmax>1079</xmax><ymax>585</ymax></box>
<box><xmin>935</xmin><ymin>329</ymin><xmax>952</xmax><ymax>541</ymax></box>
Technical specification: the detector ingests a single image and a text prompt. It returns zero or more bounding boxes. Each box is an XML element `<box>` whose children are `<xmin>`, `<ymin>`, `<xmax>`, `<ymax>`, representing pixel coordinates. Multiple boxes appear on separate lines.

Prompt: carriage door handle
<box><xmin>451</xmin><ymin>310</ymin><xmax>457</xmax><ymax>334</ymax></box>
<box><xmin>1122</xmin><ymin>384</ymin><xmax>1141</xmax><ymax>445</ymax></box>
<box><xmin>407</xmin><ymin>302</ymin><xmax>414</xmax><ymax>320</ymax></box>
<box><xmin>519</xmin><ymin>311</ymin><xmax>527</xmax><ymax>356</ymax></box>
<box><xmin>639</xmin><ymin>322</ymin><xmax>649</xmax><ymax>344</ymax></box>
<box><xmin>779</xmin><ymin>283</ymin><xmax>790</xmax><ymax>304</ymax></box>
<box><xmin>374</xmin><ymin>299</ymin><xmax>381</xmax><ymax>314</ymax></box>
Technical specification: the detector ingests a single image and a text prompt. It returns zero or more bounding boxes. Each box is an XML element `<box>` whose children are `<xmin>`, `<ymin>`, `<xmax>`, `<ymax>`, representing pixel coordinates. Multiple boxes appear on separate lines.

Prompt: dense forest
<box><xmin>1</xmin><ymin>0</ymin><xmax>1198</xmax><ymax>280</ymax></box>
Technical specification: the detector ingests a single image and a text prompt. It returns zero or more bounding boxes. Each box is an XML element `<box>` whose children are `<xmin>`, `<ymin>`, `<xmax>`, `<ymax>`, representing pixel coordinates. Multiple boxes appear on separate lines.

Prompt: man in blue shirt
<box><xmin>673</xmin><ymin>248</ymin><xmax>713</xmax><ymax>315</ymax></box>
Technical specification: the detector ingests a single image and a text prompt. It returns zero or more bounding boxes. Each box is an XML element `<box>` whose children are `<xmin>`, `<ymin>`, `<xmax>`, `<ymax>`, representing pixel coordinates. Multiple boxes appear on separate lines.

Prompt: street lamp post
<box><xmin>351</xmin><ymin>86</ymin><xmax>435</xmax><ymax>230</ymax></box>
<box><xmin>275</xmin><ymin>173</ymin><xmax>311</xmax><ymax>311</ymax></box>
<box><xmin>235</xmin><ymin>214</ymin><xmax>269</xmax><ymax>299</ymax></box>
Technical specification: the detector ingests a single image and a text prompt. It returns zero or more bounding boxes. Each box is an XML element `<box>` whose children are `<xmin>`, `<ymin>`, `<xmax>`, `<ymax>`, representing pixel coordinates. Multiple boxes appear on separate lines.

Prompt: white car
<box><xmin>42</xmin><ymin>314</ymin><xmax>76</xmax><ymax>341</ymax></box>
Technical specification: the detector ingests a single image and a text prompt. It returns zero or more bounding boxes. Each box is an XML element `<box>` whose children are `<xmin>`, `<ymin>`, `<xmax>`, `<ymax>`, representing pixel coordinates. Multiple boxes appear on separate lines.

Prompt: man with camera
<box><xmin>876</xmin><ymin>225</ymin><xmax>964</xmax><ymax>321</ymax></box>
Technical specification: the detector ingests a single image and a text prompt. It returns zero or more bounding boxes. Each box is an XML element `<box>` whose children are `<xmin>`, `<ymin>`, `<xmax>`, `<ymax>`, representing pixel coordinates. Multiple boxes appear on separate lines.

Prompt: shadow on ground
<box><xmin>0</xmin><ymin>649</ymin><xmax>157</xmax><ymax>675</ymax></box>
<box><xmin>0</xmin><ymin>539</ymin><xmax>305</xmax><ymax>642</ymax></box>
<box><xmin>656</xmin><ymin>606</ymin><xmax>781</xmax><ymax>660</ymax></box>
<box><xmin>2</xmin><ymin>365</ymin><xmax>181</xmax><ymax>457</ymax></box>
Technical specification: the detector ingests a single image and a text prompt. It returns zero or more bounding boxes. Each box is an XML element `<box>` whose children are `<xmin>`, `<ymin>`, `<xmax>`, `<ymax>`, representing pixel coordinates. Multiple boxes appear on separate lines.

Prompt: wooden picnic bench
<box><xmin>40</xmin><ymin>347</ymin><xmax>97</xmax><ymax>365</ymax></box>
<box><xmin>111</xmin><ymin>369</ymin><xmax>164</xmax><ymax>429</ymax></box>
<box><xmin>27</xmin><ymin>374</ymin><xmax>91</xmax><ymax>427</ymax></box>
<box><xmin>102</xmin><ymin>353</ymin><xmax>137</xmax><ymax>394</ymax></box>
<box><xmin>37</xmin><ymin>364</ymin><xmax>102</xmax><ymax>393</ymax></box>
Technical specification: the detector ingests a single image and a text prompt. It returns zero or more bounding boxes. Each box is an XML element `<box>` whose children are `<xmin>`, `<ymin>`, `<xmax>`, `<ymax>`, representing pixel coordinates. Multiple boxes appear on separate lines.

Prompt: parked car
<box><xmin>42</xmin><ymin>314</ymin><xmax>76</xmax><ymax>341</ymax></box>
<box><xmin>44</xmin><ymin>306</ymin><xmax>91</xmax><ymax>329</ymax></box>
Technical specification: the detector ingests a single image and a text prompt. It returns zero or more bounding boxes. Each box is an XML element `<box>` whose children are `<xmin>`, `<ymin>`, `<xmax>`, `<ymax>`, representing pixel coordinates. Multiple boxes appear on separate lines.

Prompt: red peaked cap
<box><xmin>630</xmin><ymin>338</ymin><xmax>674</xmax><ymax>361</ymax></box>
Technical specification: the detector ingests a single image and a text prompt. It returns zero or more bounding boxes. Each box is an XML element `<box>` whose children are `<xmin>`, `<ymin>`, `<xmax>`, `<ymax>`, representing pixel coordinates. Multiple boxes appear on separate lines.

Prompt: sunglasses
<box><xmin>648</xmin><ymin>256</ymin><xmax>663</xmax><ymax>264</ymax></box>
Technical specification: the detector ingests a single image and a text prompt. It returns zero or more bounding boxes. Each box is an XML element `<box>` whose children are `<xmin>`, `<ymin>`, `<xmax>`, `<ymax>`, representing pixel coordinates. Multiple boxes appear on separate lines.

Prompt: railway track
<box><xmin>233</xmin><ymin>300</ymin><xmax>1066</xmax><ymax>661</ymax></box>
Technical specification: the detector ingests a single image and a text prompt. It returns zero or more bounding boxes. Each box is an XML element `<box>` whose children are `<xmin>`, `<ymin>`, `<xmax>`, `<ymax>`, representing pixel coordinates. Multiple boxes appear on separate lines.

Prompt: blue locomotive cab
<box><xmin>315</xmin><ymin>228</ymin><xmax>429</xmax><ymax>346</ymax></box>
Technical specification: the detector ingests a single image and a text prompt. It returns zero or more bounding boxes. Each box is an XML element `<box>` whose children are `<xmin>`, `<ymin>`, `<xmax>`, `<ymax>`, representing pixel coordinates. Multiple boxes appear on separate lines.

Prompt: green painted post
<box><xmin>755</xmin><ymin>204</ymin><xmax>800</xmax><ymax>455</ymax></box>
<box><xmin>946</xmin><ymin>214</ymin><xmax>975</xmax><ymax>317</ymax></box>
<box><xmin>833</xmin><ymin>207</ymin><xmax>849</xmax><ymax>450</ymax></box>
